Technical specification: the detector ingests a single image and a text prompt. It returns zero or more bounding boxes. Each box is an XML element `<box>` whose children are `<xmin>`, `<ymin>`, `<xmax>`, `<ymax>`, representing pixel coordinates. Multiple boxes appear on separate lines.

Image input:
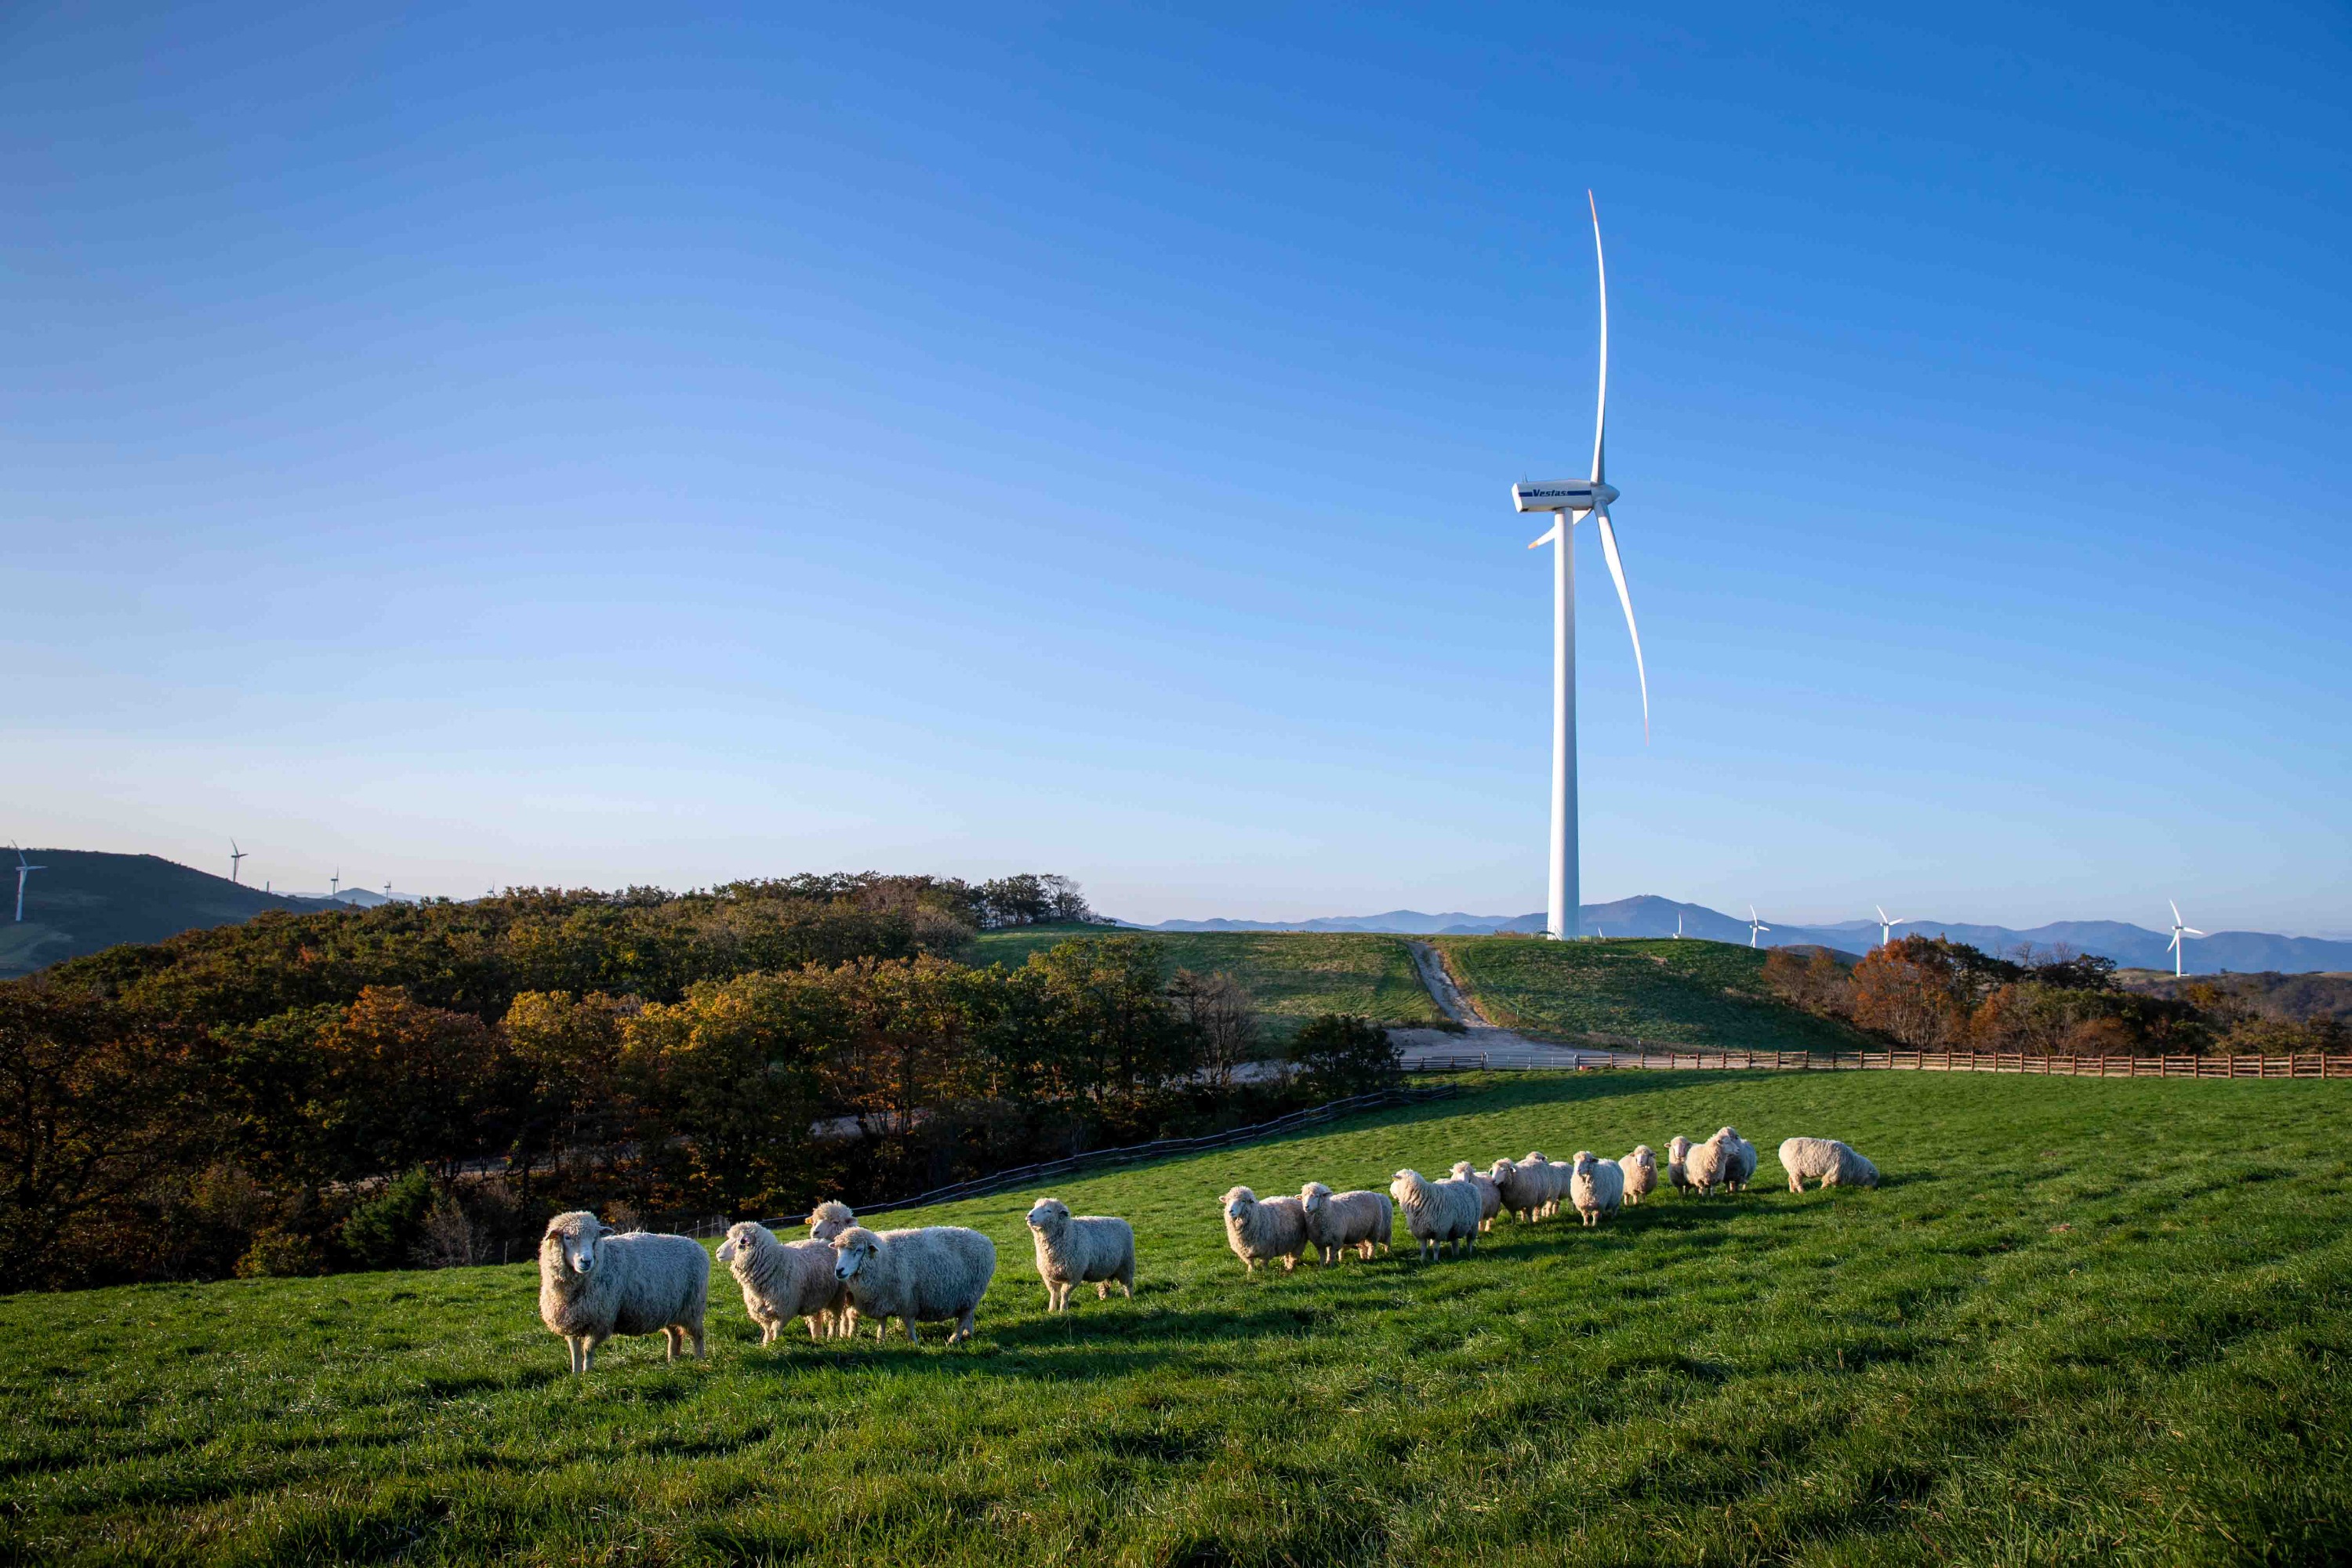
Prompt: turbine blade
<box><xmin>2184</xmin><ymin>927</ymin><xmax>2205</xmax><ymax>937</ymax></box>
<box><xmin>1528</xmin><ymin>524</ymin><xmax>1559</xmax><ymax>549</ymax></box>
<box><xmin>2170</xmin><ymin>898</ymin><xmax>2183</xmax><ymax>927</ymax></box>
<box><xmin>1593</xmin><ymin>509</ymin><xmax>1648</xmax><ymax>739</ymax></box>
<box><xmin>1876</xmin><ymin>905</ymin><xmax>1889</xmax><ymax>923</ymax></box>
<box><xmin>1588</xmin><ymin>190</ymin><xmax>1607</xmax><ymax>487</ymax></box>
<box><xmin>2168</xmin><ymin>931</ymin><xmax>2181</xmax><ymax>952</ymax></box>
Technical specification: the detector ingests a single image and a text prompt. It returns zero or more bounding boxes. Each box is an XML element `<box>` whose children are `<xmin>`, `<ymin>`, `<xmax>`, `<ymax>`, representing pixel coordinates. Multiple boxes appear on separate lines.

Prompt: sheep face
<box><xmin>807</xmin><ymin>1201</ymin><xmax>855</xmax><ymax>1243</ymax></box>
<box><xmin>832</xmin><ymin>1227</ymin><xmax>880</xmax><ymax>1283</ymax></box>
<box><xmin>1387</xmin><ymin>1170</ymin><xmax>1424</xmax><ymax>1206</ymax></box>
<box><xmin>717</xmin><ymin>1221</ymin><xmax>764</xmax><ymax>1265</ymax></box>
<box><xmin>1025</xmin><ymin>1199</ymin><xmax>1071</xmax><ymax>1238</ymax></box>
<box><xmin>1572</xmin><ymin>1151</ymin><xmax>1597</xmax><ymax>1176</ymax></box>
<box><xmin>1300</xmin><ymin>1182</ymin><xmax>1331</xmax><ymax>1212</ymax></box>
<box><xmin>546</xmin><ymin>1213</ymin><xmax>605</xmax><ymax>1276</ymax></box>
<box><xmin>1668</xmin><ymin>1136</ymin><xmax>1692</xmax><ymax>1161</ymax></box>
<box><xmin>1222</xmin><ymin>1187</ymin><xmax>1258</xmax><ymax>1224</ymax></box>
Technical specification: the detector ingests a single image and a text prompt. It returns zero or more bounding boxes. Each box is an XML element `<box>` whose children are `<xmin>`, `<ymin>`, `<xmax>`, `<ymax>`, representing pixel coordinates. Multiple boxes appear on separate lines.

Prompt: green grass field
<box><xmin>1434</xmin><ymin>935</ymin><xmax>1878</xmax><ymax>1052</ymax></box>
<box><xmin>971</xmin><ymin>926</ymin><xmax>1449</xmax><ymax>1039</ymax></box>
<box><xmin>6</xmin><ymin>1069</ymin><xmax>2349</xmax><ymax>1565</ymax></box>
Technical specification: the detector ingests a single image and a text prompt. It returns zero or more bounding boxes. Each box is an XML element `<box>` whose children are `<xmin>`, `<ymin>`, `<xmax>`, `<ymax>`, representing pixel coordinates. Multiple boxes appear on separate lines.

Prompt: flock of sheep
<box><xmin>536</xmin><ymin>1127</ymin><xmax>1878</xmax><ymax>1372</ymax></box>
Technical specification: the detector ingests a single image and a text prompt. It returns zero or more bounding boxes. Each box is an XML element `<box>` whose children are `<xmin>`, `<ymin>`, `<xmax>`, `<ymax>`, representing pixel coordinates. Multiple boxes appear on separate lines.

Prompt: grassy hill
<box><xmin>972</xmin><ymin>924</ymin><xmax>1449</xmax><ymax>1039</ymax></box>
<box><xmin>0</xmin><ymin>850</ymin><xmax>343</xmax><ymax>980</ymax></box>
<box><xmin>1432</xmin><ymin>935</ymin><xmax>1878</xmax><ymax>1052</ymax></box>
<box><xmin>4</xmin><ymin>1069</ymin><xmax>2347</xmax><ymax>1563</ymax></box>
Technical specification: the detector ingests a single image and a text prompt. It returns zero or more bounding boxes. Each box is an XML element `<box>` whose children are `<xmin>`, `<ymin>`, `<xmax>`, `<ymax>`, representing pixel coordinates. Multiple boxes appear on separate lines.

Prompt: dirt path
<box><xmin>1394</xmin><ymin>941</ymin><xmax>1602</xmax><ymax>1068</ymax></box>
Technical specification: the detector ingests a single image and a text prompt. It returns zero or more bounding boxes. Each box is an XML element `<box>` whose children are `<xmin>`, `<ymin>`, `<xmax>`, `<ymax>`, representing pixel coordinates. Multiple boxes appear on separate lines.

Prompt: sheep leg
<box><xmin>904</xmin><ymin>1316</ymin><xmax>920</xmax><ymax>1345</ymax></box>
<box><xmin>1096</xmin><ymin>1280</ymin><xmax>1109</xmax><ymax>1300</ymax></box>
<box><xmin>568</xmin><ymin>1337</ymin><xmax>586</xmax><ymax>1374</ymax></box>
<box><xmin>1117</xmin><ymin>1269</ymin><xmax>1133</xmax><ymax>1299</ymax></box>
<box><xmin>953</xmin><ymin>1308</ymin><xmax>976</xmax><ymax>1344</ymax></box>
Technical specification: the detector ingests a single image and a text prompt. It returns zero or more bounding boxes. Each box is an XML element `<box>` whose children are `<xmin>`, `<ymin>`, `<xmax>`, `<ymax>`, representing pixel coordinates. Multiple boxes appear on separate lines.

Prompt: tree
<box><xmin>1292</xmin><ymin>1014</ymin><xmax>1402</xmax><ymax>1099</ymax></box>
<box><xmin>1169</xmin><ymin>969</ymin><xmax>1259</xmax><ymax>1089</ymax></box>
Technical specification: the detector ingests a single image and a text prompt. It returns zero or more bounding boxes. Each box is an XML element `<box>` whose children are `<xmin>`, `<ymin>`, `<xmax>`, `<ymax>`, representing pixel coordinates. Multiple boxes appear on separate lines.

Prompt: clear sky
<box><xmin>5</xmin><ymin>2</ymin><xmax>2347</xmax><ymax>930</ymax></box>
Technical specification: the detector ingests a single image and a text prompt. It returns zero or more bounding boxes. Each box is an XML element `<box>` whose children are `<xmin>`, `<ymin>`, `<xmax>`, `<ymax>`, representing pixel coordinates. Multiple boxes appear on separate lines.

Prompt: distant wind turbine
<box><xmin>1510</xmin><ymin>191</ymin><xmax>1649</xmax><ymax>941</ymax></box>
<box><xmin>2167</xmin><ymin>900</ymin><xmax>2205</xmax><ymax>978</ymax></box>
<box><xmin>13</xmin><ymin>848</ymin><xmax>43</xmax><ymax>923</ymax></box>
<box><xmin>1875</xmin><ymin>906</ymin><xmax>1911</xmax><ymax>949</ymax></box>
<box><xmin>229</xmin><ymin>840</ymin><xmax>247</xmax><ymax>885</ymax></box>
<box><xmin>1748</xmin><ymin>906</ymin><xmax>1770</xmax><ymax>948</ymax></box>
<box><xmin>330</xmin><ymin>869</ymin><xmax>340</xmax><ymax>897</ymax></box>
<box><xmin>1673</xmin><ymin>912</ymin><xmax>1684</xmax><ymax>939</ymax></box>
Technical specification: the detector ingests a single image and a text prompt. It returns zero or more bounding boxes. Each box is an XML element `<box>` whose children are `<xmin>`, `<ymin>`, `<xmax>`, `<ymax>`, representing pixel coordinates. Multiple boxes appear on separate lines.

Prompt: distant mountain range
<box><xmin>1136</xmin><ymin>895</ymin><xmax>2352</xmax><ymax>975</ymax></box>
<box><xmin>0</xmin><ymin>850</ymin><xmax>357</xmax><ymax>979</ymax></box>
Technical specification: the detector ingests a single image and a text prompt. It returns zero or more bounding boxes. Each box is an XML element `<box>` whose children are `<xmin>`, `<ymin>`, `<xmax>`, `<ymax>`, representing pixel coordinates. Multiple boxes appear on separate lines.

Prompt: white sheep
<box><xmin>829</xmin><ymin>1225</ymin><xmax>996</xmax><ymax>1345</ymax></box>
<box><xmin>1618</xmin><ymin>1145</ymin><xmax>1657</xmax><ymax>1205</ymax></box>
<box><xmin>1569</xmin><ymin>1150</ymin><xmax>1626</xmax><ymax>1227</ymax></box>
<box><xmin>1025</xmin><ymin>1197</ymin><xmax>1136</xmax><ymax>1311</ymax></box>
<box><xmin>717</xmin><ymin>1221</ymin><xmax>851</xmax><ymax>1344</ymax></box>
<box><xmin>1488</xmin><ymin>1157</ymin><xmax>1550</xmax><ymax>1224</ymax></box>
<box><xmin>1299</xmin><ymin>1181</ymin><xmax>1393</xmax><ymax>1263</ymax></box>
<box><xmin>1519</xmin><ymin>1150</ymin><xmax>1573</xmax><ymax>1217</ymax></box>
<box><xmin>806</xmin><ymin>1200</ymin><xmax>856</xmax><ymax>1242</ymax></box>
<box><xmin>1389</xmin><ymin>1168</ymin><xmax>1483</xmax><ymax>1261</ymax></box>
<box><xmin>1449</xmin><ymin>1161</ymin><xmax>1502</xmax><ymax>1232</ymax></box>
<box><xmin>1221</xmin><ymin>1186</ymin><xmax>1310</xmax><ymax>1273</ymax></box>
<box><xmin>1719</xmin><ymin>1126</ymin><xmax>1759</xmax><ymax>1192</ymax></box>
<box><xmin>537</xmin><ymin>1210</ymin><xmax>710</xmax><ymax>1374</ymax></box>
<box><xmin>1686</xmin><ymin>1127</ymin><xmax>1757</xmax><ymax>1196</ymax></box>
<box><xmin>1778</xmin><ymin>1136</ymin><xmax>1880</xmax><ymax>1192</ymax></box>
<box><xmin>1666</xmin><ymin>1134</ymin><xmax>1695</xmax><ymax>1195</ymax></box>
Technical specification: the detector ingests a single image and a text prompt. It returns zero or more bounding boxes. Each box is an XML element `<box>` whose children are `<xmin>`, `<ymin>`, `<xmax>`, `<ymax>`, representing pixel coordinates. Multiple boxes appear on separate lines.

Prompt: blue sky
<box><xmin>5</xmin><ymin>2</ymin><xmax>2347</xmax><ymax>929</ymax></box>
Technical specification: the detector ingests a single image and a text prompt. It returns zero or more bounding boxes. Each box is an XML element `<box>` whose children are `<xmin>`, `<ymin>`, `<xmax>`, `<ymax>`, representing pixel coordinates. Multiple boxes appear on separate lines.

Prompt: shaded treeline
<box><xmin>0</xmin><ymin>875</ymin><xmax>1398</xmax><ymax>1290</ymax></box>
<box><xmin>1767</xmin><ymin>935</ymin><xmax>2352</xmax><ymax>1056</ymax></box>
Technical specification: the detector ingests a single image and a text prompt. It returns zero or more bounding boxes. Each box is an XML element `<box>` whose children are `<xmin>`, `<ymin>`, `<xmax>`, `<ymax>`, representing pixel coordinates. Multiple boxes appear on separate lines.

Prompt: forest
<box><xmin>0</xmin><ymin>873</ymin><xmax>1397</xmax><ymax>1291</ymax></box>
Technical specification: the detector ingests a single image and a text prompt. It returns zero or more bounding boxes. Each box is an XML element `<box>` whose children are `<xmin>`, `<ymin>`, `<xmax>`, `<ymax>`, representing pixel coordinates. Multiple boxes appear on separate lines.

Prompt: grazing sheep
<box><xmin>1778</xmin><ymin>1137</ymin><xmax>1880</xmax><ymax>1192</ymax></box>
<box><xmin>806</xmin><ymin>1200</ymin><xmax>856</xmax><ymax>1242</ymax></box>
<box><xmin>1619</xmin><ymin>1145</ymin><xmax>1657</xmax><ymax>1206</ymax></box>
<box><xmin>829</xmin><ymin>1225</ymin><xmax>996</xmax><ymax>1345</ymax></box>
<box><xmin>1221</xmin><ymin>1186</ymin><xmax>1310</xmax><ymax>1274</ymax></box>
<box><xmin>717</xmin><ymin>1221</ymin><xmax>850</xmax><ymax>1344</ymax></box>
<box><xmin>1686</xmin><ymin>1128</ymin><xmax>1756</xmax><ymax>1196</ymax></box>
<box><xmin>1666</xmin><ymin>1135</ymin><xmax>1695</xmax><ymax>1195</ymax></box>
<box><xmin>1025</xmin><ymin>1197</ymin><xmax>1136</xmax><ymax>1311</ymax></box>
<box><xmin>1719</xmin><ymin>1127</ymin><xmax>1759</xmax><ymax>1192</ymax></box>
<box><xmin>1521</xmin><ymin>1151</ymin><xmax>1575</xmax><ymax>1217</ymax></box>
<box><xmin>1450</xmin><ymin>1160</ymin><xmax>1503</xmax><ymax>1232</ymax></box>
<box><xmin>1570</xmin><ymin>1150</ymin><xmax>1626</xmax><ymax>1227</ymax></box>
<box><xmin>1489</xmin><ymin>1157</ymin><xmax>1552</xmax><ymax>1225</ymax></box>
<box><xmin>1300</xmin><ymin>1181</ymin><xmax>1394</xmax><ymax>1263</ymax></box>
<box><xmin>538</xmin><ymin>1210</ymin><xmax>710</xmax><ymax>1374</ymax></box>
<box><xmin>1389</xmin><ymin>1168</ymin><xmax>1483</xmax><ymax>1261</ymax></box>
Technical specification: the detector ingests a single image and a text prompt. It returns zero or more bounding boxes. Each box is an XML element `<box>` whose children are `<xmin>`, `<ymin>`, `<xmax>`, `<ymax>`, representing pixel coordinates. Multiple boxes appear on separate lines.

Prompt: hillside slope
<box><xmin>971</xmin><ymin>925</ymin><xmax>1446</xmax><ymax>1037</ymax></box>
<box><xmin>1432</xmin><ymin>935</ymin><xmax>1878</xmax><ymax>1052</ymax></box>
<box><xmin>4</xmin><ymin>1071</ymin><xmax>2346</xmax><ymax>1563</ymax></box>
<box><xmin>0</xmin><ymin>850</ymin><xmax>343</xmax><ymax>980</ymax></box>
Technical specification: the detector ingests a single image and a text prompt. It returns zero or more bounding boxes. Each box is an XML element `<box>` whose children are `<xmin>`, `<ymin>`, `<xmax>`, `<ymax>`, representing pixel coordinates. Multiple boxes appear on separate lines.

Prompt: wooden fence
<box><xmin>1405</xmin><ymin>1047</ymin><xmax>2352</xmax><ymax>1079</ymax></box>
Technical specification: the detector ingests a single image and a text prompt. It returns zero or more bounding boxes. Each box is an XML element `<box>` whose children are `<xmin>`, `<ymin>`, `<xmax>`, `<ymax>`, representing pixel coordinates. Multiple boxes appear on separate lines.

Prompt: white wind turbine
<box><xmin>1673</xmin><ymin>911</ymin><xmax>1685</xmax><ymax>939</ymax></box>
<box><xmin>13</xmin><ymin>848</ymin><xmax>43</xmax><ymax>923</ymax></box>
<box><xmin>1875</xmin><ymin>905</ymin><xmax>1911</xmax><ymax>949</ymax></box>
<box><xmin>1748</xmin><ymin>906</ymin><xmax>1770</xmax><ymax>948</ymax></box>
<box><xmin>2167</xmin><ymin>899</ymin><xmax>2205</xmax><ymax>978</ymax></box>
<box><xmin>229</xmin><ymin>840</ymin><xmax>248</xmax><ymax>885</ymax></box>
<box><xmin>1512</xmin><ymin>191</ymin><xmax>1648</xmax><ymax>941</ymax></box>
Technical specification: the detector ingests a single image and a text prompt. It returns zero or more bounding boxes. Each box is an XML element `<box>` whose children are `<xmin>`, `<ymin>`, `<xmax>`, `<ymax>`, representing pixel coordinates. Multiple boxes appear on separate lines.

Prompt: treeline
<box><xmin>1766</xmin><ymin>936</ymin><xmax>2351</xmax><ymax>1056</ymax></box>
<box><xmin>1</xmin><ymin>874</ymin><xmax>1399</xmax><ymax>1292</ymax></box>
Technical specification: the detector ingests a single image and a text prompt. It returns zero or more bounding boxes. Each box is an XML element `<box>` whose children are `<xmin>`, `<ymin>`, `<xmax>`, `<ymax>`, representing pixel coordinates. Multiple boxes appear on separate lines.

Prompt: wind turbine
<box><xmin>13</xmin><ymin>848</ymin><xmax>43</xmax><ymax>923</ymax></box>
<box><xmin>1512</xmin><ymin>191</ymin><xmax>1648</xmax><ymax>941</ymax></box>
<box><xmin>330</xmin><ymin>869</ymin><xmax>340</xmax><ymax>898</ymax></box>
<box><xmin>1748</xmin><ymin>906</ymin><xmax>1770</xmax><ymax>948</ymax></box>
<box><xmin>2167</xmin><ymin>900</ymin><xmax>2205</xmax><ymax>978</ymax></box>
<box><xmin>1875</xmin><ymin>906</ymin><xmax>1911</xmax><ymax>948</ymax></box>
<box><xmin>1673</xmin><ymin>912</ymin><xmax>1684</xmax><ymax>939</ymax></box>
<box><xmin>229</xmin><ymin>840</ymin><xmax>247</xmax><ymax>885</ymax></box>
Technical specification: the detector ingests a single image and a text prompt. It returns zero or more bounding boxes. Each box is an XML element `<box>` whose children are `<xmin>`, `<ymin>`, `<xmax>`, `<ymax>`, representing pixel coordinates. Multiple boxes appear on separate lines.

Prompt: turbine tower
<box><xmin>2167</xmin><ymin>900</ymin><xmax>2205</xmax><ymax>978</ymax></box>
<box><xmin>229</xmin><ymin>840</ymin><xmax>247</xmax><ymax>885</ymax></box>
<box><xmin>1748</xmin><ymin>906</ymin><xmax>1770</xmax><ymax>948</ymax></box>
<box><xmin>13</xmin><ymin>849</ymin><xmax>43</xmax><ymax>923</ymax></box>
<box><xmin>1511</xmin><ymin>191</ymin><xmax>1648</xmax><ymax>941</ymax></box>
<box><xmin>1875</xmin><ymin>905</ymin><xmax>1911</xmax><ymax>948</ymax></box>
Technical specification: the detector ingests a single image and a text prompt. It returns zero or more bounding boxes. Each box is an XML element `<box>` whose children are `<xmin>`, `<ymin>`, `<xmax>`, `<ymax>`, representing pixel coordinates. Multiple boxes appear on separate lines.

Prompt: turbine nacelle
<box><xmin>1512</xmin><ymin>480</ymin><xmax>1618</xmax><ymax>514</ymax></box>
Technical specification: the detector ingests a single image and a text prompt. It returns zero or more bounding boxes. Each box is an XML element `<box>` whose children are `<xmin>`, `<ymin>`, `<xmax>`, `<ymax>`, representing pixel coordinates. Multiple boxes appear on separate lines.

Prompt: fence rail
<box><xmin>1404</xmin><ymin>1048</ymin><xmax>2352</xmax><ymax>1080</ymax></box>
<box><xmin>684</xmin><ymin>1083</ymin><xmax>1460</xmax><ymax>1239</ymax></box>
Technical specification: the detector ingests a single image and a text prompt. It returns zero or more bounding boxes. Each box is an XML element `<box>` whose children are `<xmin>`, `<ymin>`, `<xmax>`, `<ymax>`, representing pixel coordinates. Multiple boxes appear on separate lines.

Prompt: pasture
<box><xmin>1434</xmin><ymin>935</ymin><xmax>1878</xmax><ymax>1052</ymax></box>
<box><xmin>5</xmin><ymin>1069</ymin><xmax>2349</xmax><ymax>1565</ymax></box>
<box><xmin>970</xmin><ymin>926</ymin><xmax>1449</xmax><ymax>1038</ymax></box>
